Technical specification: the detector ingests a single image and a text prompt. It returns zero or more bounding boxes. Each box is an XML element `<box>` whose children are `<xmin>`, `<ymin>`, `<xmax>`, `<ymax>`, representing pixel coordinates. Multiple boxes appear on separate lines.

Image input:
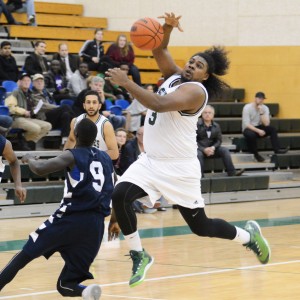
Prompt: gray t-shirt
<box><xmin>242</xmin><ymin>103</ymin><xmax>270</xmax><ymax>131</ymax></box>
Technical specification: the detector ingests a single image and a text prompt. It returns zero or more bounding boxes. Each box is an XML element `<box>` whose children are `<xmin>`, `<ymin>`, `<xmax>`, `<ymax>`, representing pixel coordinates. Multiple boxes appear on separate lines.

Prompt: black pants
<box><xmin>112</xmin><ymin>182</ymin><xmax>236</xmax><ymax>239</ymax></box>
<box><xmin>0</xmin><ymin>0</ymin><xmax>15</xmax><ymax>24</ymax></box>
<box><xmin>45</xmin><ymin>105</ymin><xmax>74</xmax><ymax>137</ymax></box>
<box><xmin>197</xmin><ymin>146</ymin><xmax>236</xmax><ymax>176</ymax></box>
<box><xmin>243</xmin><ymin>125</ymin><xmax>281</xmax><ymax>154</ymax></box>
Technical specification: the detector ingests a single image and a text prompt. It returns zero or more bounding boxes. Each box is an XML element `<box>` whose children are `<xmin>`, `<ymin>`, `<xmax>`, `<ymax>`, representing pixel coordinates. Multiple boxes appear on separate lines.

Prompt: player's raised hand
<box><xmin>158</xmin><ymin>12</ymin><xmax>183</xmax><ymax>32</ymax></box>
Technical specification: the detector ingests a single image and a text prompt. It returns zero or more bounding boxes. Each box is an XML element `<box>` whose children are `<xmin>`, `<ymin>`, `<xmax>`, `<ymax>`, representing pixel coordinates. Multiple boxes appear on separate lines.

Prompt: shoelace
<box><xmin>247</xmin><ymin>241</ymin><xmax>262</xmax><ymax>256</ymax></box>
<box><xmin>126</xmin><ymin>252</ymin><xmax>143</xmax><ymax>274</ymax></box>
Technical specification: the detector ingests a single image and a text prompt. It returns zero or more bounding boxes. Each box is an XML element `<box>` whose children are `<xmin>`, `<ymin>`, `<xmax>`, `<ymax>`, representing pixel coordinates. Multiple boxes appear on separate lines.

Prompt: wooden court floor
<box><xmin>1</xmin><ymin>198</ymin><xmax>300</xmax><ymax>299</ymax></box>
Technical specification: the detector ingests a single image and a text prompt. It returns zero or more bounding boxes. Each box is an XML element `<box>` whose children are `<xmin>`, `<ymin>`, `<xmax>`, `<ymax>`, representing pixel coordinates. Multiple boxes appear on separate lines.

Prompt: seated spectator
<box><xmin>0</xmin><ymin>41</ymin><xmax>19</xmax><ymax>85</ymax></box>
<box><xmin>5</xmin><ymin>72</ymin><xmax>52</xmax><ymax>150</ymax></box>
<box><xmin>79</xmin><ymin>28</ymin><xmax>111</xmax><ymax>73</ymax></box>
<box><xmin>67</xmin><ymin>62</ymin><xmax>89</xmax><ymax>98</ymax></box>
<box><xmin>197</xmin><ymin>105</ymin><xmax>244</xmax><ymax>177</ymax></box>
<box><xmin>24</xmin><ymin>40</ymin><xmax>49</xmax><ymax>76</ymax></box>
<box><xmin>31</xmin><ymin>73</ymin><xmax>74</xmax><ymax>147</ymax></box>
<box><xmin>44</xmin><ymin>59</ymin><xmax>71</xmax><ymax>104</ymax></box>
<box><xmin>242</xmin><ymin>92</ymin><xmax>288</xmax><ymax>162</ymax></box>
<box><xmin>52</xmin><ymin>43</ymin><xmax>80</xmax><ymax>82</ymax></box>
<box><xmin>114</xmin><ymin>127</ymin><xmax>130</xmax><ymax>176</ymax></box>
<box><xmin>105</xmin><ymin>34</ymin><xmax>142</xmax><ymax>86</ymax></box>
<box><xmin>74</xmin><ymin>76</ymin><xmax>127</xmax><ymax>130</ymax></box>
<box><xmin>6</xmin><ymin>0</ymin><xmax>36</xmax><ymax>26</ymax></box>
<box><xmin>0</xmin><ymin>0</ymin><xmax>23</xmax><ymax>25</ymax></box>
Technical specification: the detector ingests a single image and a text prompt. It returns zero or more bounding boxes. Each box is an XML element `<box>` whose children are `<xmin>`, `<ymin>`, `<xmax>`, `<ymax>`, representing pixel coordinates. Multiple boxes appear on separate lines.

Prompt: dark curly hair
<box><xmin>192</xmin><ymin>46</ymin><xmax>230</xmax><ymax>99</ymax></box>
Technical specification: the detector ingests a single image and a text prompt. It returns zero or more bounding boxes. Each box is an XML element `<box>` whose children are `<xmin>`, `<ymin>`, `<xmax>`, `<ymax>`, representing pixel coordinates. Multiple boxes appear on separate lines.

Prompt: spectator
<box><xmin>5</xmin><ymin>72</ymin><xmax>52</xmax><ymax>150</ymax></box>
<box><xmin>0</xmin><ymin>0</ymin><xmax>23</xmax><ymax>25</ymax></box>
<box><xmin>197</xmin><ymin>105</ymin><xmax>244</xmax><ymax>177</ymax></box>
<box><xmin>106</xmin><ymin>34</ymin><xmax>142</xmax><ymax>86</ymax></box>
<box><xmin>44</xmin><ymin>59</ymin><xmax>71</xmax><ymax>104</ymax></box>
<box><xmin>79</xmin><ymin>28</ymin><xmax>110</xmax><ymax>73</ymax></box>
<box><xmin>31</xmin><ymin>73</ymin><xmax>74</xmax><ymax>147</ymax></box>
<box><xmin>6</xmin><ymin>0</ymin><xmax>36</xmax><ymax>26</ymax></box>
<box><xmin>74</xmin><ymin>76</ymin><xmax>126</xmax><ymax>130</ymax></box>
<box><xmin>52</xmin><ymin>43</ymin><xmax>80</xmax><ymax>82</ymax></box>
<box><xmin>114</xmin><ymin>127</ymin><xmax>130</xmax><ymax>176</ymax></box>
<box><xmin>242</xmin><ymin>92</ymin><xmax>288</xmax><ymax>162</ymax></box>
<box><xmin>64</xmin><ymin>90</ymin><xmax>119</xmax><ymax>160</ymax></box>
<box><xmin>0</xmin><ymin>41</ymin><xmax>19</xmax><ymax>85</ymax></box>
<box><xmin>24</xmin><ymin>40</ymin><xmax>49</xmax><ymax>76</ymax></box>
<box><xmin>67</xmin><ymin>62</ymin><xmax>89</xmax><ymax>98</ymax></box>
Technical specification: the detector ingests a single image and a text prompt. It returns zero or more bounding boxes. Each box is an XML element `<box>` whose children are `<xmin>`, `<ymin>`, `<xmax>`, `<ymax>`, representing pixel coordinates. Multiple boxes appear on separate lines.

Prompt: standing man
<box><xmin>242</xmin><ymin>91</ymin><xmax>288</xmax><ymax>162</ymax></box>
<box><xmin>197</xmin><ymin>105</ymin><xmax>244</xmax><ymax>177</ymax></box>
<box><xmin>106</xmin><ymin>12</ymin><xmax>271</xmax><ymax>287</ymax></box>
<box><xmin>5</xmin><ymin>72</ymin><xmax>52</xmax><ymax>150</ymax></box>
<box><xmin>0</xmin><ymin>41</ymin><xmax>19</xmax><ymax>85</ymax></box>
<box><xmin>64</xmin><ymin>90</ymin><xmax>119</xmax><ymax>160</ymax></box>
<box><xmin>24</xmin><ymin>40</ymin><xmax>49</xmax><ymax>76</ymax></box>
<box><xmin>53</xmin><ymin>43</ymin><xmax>80</xmax><ymax>82</ymax></box>
<box><xmin>0</xmin><ymin>118</ymin><xmax>118</xmax><ymax>300</ymax></box>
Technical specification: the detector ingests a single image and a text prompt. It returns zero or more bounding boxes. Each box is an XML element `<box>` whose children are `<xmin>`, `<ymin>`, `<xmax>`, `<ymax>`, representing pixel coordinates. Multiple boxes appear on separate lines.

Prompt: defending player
<box><xmin>0</xmin><ymin>118</ymin><xmax>118</xmax><ymax>299</ymax></box>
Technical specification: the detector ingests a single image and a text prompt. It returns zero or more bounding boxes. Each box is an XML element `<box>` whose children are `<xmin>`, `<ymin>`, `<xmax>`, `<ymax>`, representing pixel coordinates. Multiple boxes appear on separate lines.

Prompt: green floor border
<box><xmin>1</xmin><ymin>216</ymin><xmax>299</xmax><ymax>252</ymax></box>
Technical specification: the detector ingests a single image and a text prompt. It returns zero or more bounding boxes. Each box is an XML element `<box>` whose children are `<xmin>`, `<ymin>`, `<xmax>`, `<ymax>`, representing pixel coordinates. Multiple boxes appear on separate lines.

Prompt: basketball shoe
<box><xmin>82</xmin><ymin>284</ymin><xmax>101</xmax><ymax>300</ymax></box>
<box><xmin>129</xmin><ymin>249</ymin><xmax>154</xmax><ymax>287</ymax></box>
<box><xmin>243</xmin><ymin>220</ymin><xmax>271</xmax><ymax>264</ymax></box>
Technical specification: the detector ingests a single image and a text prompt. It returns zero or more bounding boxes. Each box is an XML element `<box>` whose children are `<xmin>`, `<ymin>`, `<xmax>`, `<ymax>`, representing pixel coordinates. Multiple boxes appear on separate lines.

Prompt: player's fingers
<box><xmin>178</xmin><ymin>23</ymin><xmax>184</xmax><ymax>32</ymax></box>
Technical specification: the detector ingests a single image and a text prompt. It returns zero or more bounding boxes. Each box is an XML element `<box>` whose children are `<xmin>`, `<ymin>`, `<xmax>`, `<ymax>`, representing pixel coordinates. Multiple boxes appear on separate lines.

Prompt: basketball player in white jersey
<box><xmin>63</xmin><ymin>90</ymin><xmax>119</xmax><ymax>160</ymax></box>
<box><xmin>106</xmin><ymin>13</ymin><xmax>271</xmax><ymax>287</ymax></box>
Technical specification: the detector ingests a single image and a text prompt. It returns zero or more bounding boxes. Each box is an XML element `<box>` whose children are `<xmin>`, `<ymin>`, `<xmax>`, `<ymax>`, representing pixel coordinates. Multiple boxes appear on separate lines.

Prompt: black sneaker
<box><xmin>275</xmin><ymin>148</ymin><xmax>288</xmax><ymax>154</ymax></box>
<box><xmin>254</xmin><ymin>153</ymin><xmax>265</xmax><ymax>162</ymax></box>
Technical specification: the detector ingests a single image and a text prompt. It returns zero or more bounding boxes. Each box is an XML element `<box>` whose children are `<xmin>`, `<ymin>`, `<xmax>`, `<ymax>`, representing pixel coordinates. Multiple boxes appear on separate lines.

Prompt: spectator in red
<box><xmin>105</xmin><ymin>34</ymin><xmax>142</xmax><ymax>86</ymax></box>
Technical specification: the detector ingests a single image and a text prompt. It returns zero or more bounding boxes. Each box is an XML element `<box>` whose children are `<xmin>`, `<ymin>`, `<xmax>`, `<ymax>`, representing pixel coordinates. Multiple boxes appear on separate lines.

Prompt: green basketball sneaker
<box><xmin>129</xmin><ymin>249</ymin><xmax>154</xmax><ymax>287</ymax></box>
<box><xmin>243</xmin><ymin>220</ymin><xmax>271</xmax><ymax>264</ymax></box>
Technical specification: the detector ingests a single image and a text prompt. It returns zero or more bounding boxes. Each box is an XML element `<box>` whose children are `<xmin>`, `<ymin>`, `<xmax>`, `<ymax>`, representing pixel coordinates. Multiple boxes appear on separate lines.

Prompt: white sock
<box><xmin>233</xmin><ymin>226</ymin><xmax>251</xmax><ymax>244</ymax></box>
<box><xmin>124</xmin><ymin>231</ymin><xmax>143</xmax><ymax>251</ymax></box>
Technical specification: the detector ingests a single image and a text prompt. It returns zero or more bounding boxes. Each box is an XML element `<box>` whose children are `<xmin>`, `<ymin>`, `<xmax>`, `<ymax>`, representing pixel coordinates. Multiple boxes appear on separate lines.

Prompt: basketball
<box><xmin>130</xmin><ymin>17</ymin><xmax>164</xmax><ymax>50</ymax></box>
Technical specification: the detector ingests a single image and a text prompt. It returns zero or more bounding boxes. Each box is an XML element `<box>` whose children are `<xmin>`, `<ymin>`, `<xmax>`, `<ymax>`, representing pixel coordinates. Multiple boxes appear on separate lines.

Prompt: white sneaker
<box><xmin>82</xmin><ymin>284</ymin><xmax>101</xmax><ymax>300</ymax></box>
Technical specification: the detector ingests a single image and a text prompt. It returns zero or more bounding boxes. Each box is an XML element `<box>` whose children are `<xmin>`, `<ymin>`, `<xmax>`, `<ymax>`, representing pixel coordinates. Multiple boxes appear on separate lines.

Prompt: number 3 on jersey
<box><xmin>148</xmin><ymin>111</ymin><xmax>157</xmax><ymax>125</ymax></box>
<box><xmin>90</xmin><ymin>161</ymin><xmax>104</xmax><ymax>192</ymax></box>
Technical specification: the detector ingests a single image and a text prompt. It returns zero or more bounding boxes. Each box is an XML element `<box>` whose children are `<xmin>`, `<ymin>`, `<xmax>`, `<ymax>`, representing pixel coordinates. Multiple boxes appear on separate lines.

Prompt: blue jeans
<box><xmin>0</xmin><ymin>115</ymin><xmax>13</xmax><ymax>129</ymax></box>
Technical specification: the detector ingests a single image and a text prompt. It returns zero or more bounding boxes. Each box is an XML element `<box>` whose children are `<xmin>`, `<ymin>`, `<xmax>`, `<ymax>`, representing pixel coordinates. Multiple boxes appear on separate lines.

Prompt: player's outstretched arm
<box><xmin>63</xmin><ymin>118</ymin><xmax>76</xmax><ymax>150</ymax></box>
<box><xmin>22</xmin><ymin>151</ymin><xmax>74</xmax><ymax>176</ymax></box>
<box><xmin>3</xmin><ymin>140</ymin><xmax>26</xmax><ymax>203</ymax></box>
<box><xmin>152</xmin><ymin>12</ymin><xmax>184</xmax><ymax>79</ymax></box>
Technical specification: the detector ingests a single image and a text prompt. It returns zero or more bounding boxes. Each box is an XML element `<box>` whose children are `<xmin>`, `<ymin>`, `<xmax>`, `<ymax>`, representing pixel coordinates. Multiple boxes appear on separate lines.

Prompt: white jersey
<box><xmin>143</xmin><ymin>74</ymin><xmax>208</xmax><ymax>159</ymax></box>
<box><xmin>74</xmin><ymin>113</ymin><xmax>108</xmax><ymax>151</ymax></box>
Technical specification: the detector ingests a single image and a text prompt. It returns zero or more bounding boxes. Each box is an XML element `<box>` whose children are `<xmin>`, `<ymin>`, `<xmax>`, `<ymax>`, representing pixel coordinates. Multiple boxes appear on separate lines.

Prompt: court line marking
<box><xmin>1</xmin><ymin>259</ymin><xmax>300</xmax><ymax>299</ymax></box>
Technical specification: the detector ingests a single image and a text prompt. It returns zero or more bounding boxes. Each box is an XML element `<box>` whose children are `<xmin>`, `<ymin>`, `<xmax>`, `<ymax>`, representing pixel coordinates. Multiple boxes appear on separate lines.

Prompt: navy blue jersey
<box><xmin>0</xmin><ymin>135</ymin><xmax>6</xmax><ymax>182</ymax></box>
<box><xmin>54</xmin><ymin>147</ymin><xmax>114</xmax><ymax>217</ymax></box>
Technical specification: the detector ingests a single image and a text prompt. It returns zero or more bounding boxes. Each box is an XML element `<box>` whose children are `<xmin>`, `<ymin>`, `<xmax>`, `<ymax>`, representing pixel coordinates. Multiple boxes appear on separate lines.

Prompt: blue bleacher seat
<box><xmin>60</xmin><ymin>99</ymin><xmax>74</xmax><ymax>106</ymax></box>
<box><xmin>110</xmin><ymin>105</ymin><xmax>123</xmax><ymax>116</ymax></box>
<box><xmin>0</xmin><ymin>105</ymin><xmax>9</xmax><ymax>116</ymax></box>
<box><xmin>115</xmin><ymin>99</ymin><xmax>130</xmax><ymax>109</ymax></box>
<box><xmin>2</xmin><ymin>81</ymin><xmax>18</xmax><ymax>93</ymax></box>
<box><xmin>105</xmin><ymin>99</ymin><xmax>113</xmax><ymax>110</ymax></box>
<box><xmin>0</xmin><ymin>87</ymin><xmax>6</xmax><ymax>105</ymax></box>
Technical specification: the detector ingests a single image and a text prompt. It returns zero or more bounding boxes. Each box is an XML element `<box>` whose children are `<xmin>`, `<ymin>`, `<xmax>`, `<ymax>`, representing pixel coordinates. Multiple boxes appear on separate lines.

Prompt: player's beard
<box><xmin>86</xmin><ymin>109</ymin><xmax>98</xmax><ymax>117</ymax></box>
<box><xmin>180</xmin><ymin>74</ymin><xmax>191</xmax><ymax>83</ymax></box>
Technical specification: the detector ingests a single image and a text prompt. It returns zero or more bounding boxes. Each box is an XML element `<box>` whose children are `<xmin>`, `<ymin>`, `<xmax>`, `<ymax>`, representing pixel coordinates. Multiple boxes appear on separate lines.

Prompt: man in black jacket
<box><xmin>0</xmin><ymin>41</ymin><xmax>19</xmax><ymax>84</ymax></box>
<box><xmin>52</xmin><ymin>43</ymin><xmax>80</xmax><ymax>82</ymax></box>
<box><xmin>197</xmin><ymin>105</ymin><xmax>244</xmax><ymax>177</ymax></box>
<box><xmin>24</xmin><ymin>40</ymin><xmax>49</xmax><ymax>76</ymax></box>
